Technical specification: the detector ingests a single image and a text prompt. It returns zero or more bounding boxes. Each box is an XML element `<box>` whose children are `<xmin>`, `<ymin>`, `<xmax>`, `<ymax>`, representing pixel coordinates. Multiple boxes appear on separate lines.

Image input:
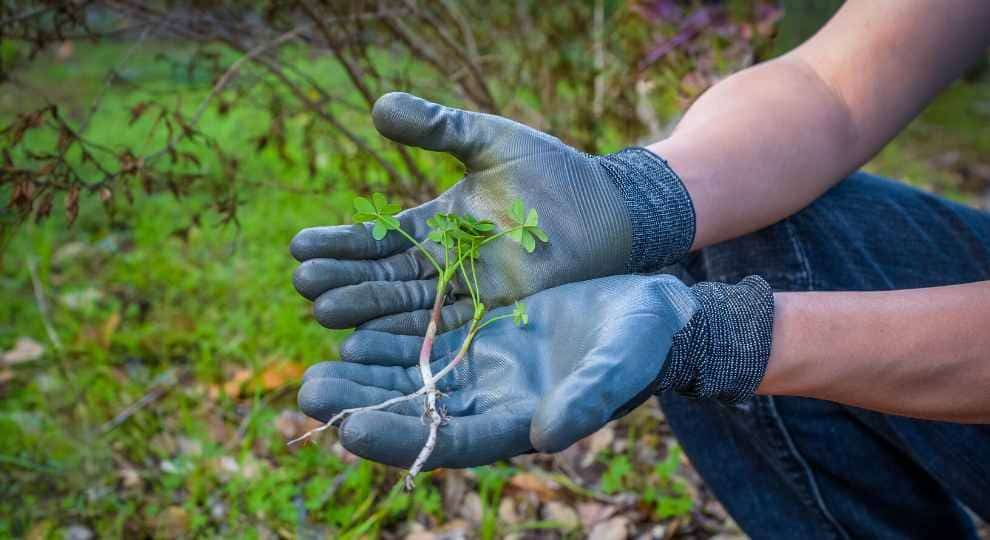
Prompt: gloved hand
<box><xmin>297</xmin><ymin>274</ymin><xmax>774</xmax><ymax>469</ymax></box>
<box><xmin>291</xmin><ymin>92</ymin><xmax>695</xmax><ymax>335</ymax></box>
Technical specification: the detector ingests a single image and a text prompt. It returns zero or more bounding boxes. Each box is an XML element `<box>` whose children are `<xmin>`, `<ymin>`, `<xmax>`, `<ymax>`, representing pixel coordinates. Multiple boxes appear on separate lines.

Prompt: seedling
<box><xmin>290</xmin><ymin>193</ymin><xmax>548</xmax><ymax>489</ymax></box>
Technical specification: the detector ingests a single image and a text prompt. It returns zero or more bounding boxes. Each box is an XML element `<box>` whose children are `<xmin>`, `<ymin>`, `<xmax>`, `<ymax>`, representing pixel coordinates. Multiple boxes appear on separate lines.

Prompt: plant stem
<box><xmin>392</xmin><ymin>227</ymin><xmax>442</xmax><ymax>275</ymax></box>
<box><xmin>404</xmin><ymin>284</ymin><xmax>447</xmax><ymax>489</ymax></box>
<box><xmin>476</xmin><ymin>313</ymin><xmax>513</xmax><ymax>332</ymax></box>
<box><xmin>443</xmin><ymin>224</ymin><xmax>527</xmax><ymax>279</ymax></box>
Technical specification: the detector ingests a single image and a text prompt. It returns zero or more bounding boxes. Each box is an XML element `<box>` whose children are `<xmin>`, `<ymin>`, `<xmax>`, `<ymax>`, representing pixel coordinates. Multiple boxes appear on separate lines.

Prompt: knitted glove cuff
<box><xmin>598</xmin><ymin>147</ymin><xmax>696</xmax><ymax>273</ymax></box>
<box><xmin>661</xmin><ymin>276</ymin><xmax>775</xmax><ymax>404</ymax></box>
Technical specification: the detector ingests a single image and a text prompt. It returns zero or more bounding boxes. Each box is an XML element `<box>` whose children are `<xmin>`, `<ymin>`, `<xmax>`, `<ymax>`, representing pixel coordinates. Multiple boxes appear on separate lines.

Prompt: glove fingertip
<box><xmin>530</xmin><ymin>399</ymin><xmax>584</xmax><ymax>454</ymax></box>
<box><xmin>372</xmin><ymin>92</ymin><xmax>423</xmax><ymax>140</ymax></box>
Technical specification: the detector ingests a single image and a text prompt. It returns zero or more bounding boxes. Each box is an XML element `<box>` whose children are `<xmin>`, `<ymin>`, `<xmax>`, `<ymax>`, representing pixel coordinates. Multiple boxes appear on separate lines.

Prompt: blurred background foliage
<box><xmin>1</xmin><ymin>1</ymin><xmax>988</xmax><ymax>538</ymax></box>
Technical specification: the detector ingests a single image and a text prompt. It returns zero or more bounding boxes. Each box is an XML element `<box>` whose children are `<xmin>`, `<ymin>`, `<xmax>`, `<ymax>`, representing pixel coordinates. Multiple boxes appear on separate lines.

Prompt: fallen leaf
<box><xmin>444</xmin><ymin>471</ymin><xmax>468</xmax><ymax>518</ymax></box>
<box><xmin>542</xmin><ymin>501</ymin><xmax>580</xmax><ymax>530</ymax></box>
<box><xmin>508</xmin><ymin>472</ymin><xmax>559</xmax><ymax>502</ymax></box>
<box><xmin>64</xmin><ymin>524</ymin><xmax>93</xmax><ymax>540</ymax></box>
<box><xmin>155</xmin><ymin>506</ymin><xmax>188</xmax><ymax>538</ymax></box>
<box><xmin>98</xmin><ymin>312</ymin><xmax>121</xmax><ymax>349</ymax></box>
<box><xmin>25</xmin><ymin>520</ymin><xmax>54</xmax><ymax>540</ymax></box>
<box><xmin>582</xmin><ymin>425</ymin><xmax>615</xmax><ymax>467</ymax></box>
<box><xmin>222</xmin><ymin>368</ymin><xmax>252</xmax><ymax>397</ymax></box>
<box><xmin>578</xmin><ymin>502</ymin><xmax>616</xmax><ymax>531</ymax></box>
<box><xmin>498</xmin><ymin>498</ymin><xmax>521</xmax><ymax>525</ymax></box>
<box><xmin>251</xmin><ymin>359</ymin><xmax>306</xmax><ymax>392</ymax></box>
<box><xmin>588</xmin><ymin>516</ymin><xmax>630</xmax><ymax>540</ymax></box>
<box><xmin>274</xmin><ymin>409</ymin><xmax>320</xmax><ymax>440</ymax></box>
<box><xmin>460</xmin><ymin>492</ymin><xmax>483</xmax><ymax>526</ymax></box>
<box><xmin>119</xmin><ymin>466</ymin><xmax>142</xmax><ymax>489</ymax></box>
<box><xmin>2</xmin><ymin>337</ymin><xmax>44</xmax><ymax>365</ymax></box>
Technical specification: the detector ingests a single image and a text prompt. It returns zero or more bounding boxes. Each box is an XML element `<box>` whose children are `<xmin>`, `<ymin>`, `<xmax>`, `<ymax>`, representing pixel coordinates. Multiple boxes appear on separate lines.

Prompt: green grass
<box><xmin>0</xmin><ymin>41</ymin><xmax>468</xmax><ymax>538</ymax></box>
<box><xmin>1</xmin><ymin>39</ymin><xmax>988</xmax><ymax>539</ymax></box>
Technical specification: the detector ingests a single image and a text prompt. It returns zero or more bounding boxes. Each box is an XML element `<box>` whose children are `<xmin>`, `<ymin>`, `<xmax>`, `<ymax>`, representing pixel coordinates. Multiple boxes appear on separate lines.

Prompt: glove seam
<box><xmin>597</xmin><ymin>147</ymin><xmax>696</xmax><ymax>273</ymax></box>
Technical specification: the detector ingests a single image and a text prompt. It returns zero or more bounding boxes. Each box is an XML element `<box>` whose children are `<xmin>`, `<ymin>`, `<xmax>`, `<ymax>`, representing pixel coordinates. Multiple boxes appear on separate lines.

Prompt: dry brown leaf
<box><xmin>252</xmin><ymin>359</ymin><xmax>306</xmax><ymax>391</ymax></box>
<box><xmin>508</xmin><ymin>472</ymin><xmax>559</xmax><ymax>502</ymax></box>
<box><xmin>542</xmin><ymin>501</ymin><xmax>580</xmax><ymax>530</ymax></box>
<box><xmin>498</xmin><ymin>498</ymin><xmax>521</xmax><ymax>525</ymax></box>
<box><xmin>98</xmin><ymin>312</ymin><xmax>121</xmax><ymax>349</ymax></box>
<box><xmin>222</xmin><ymin>368</ymin><xmax>252</xmax><ymax>398</ymax></box>
<box><xmin>25</xmin><ymin>520</ymin><xmax>54</xmax><ymax>540</ymax></box>
<box><xmin>578</xmin><ymin>502</ymin><xmax>617</xmax><ymax>531</ymax></box>
<box><xmin>2</xmin><ymin>337</ymin><xmax>44</xmax><ymax>365</ymax></box>
<box><xmin>221</xmin><ymin>359</ymin><xmax>306</xmax><ymax>398</ymax></box>
<box><xmin>588</xmin><ymin>516</ymin><xmax>630</xmax><ymax>540</ymax></box>
<box><xmin>119</xmin><ymin>466</ymin><xmax>142</xmax><ymax>489</ymax></box>
<box><xmin>155</xmin><ymin>506</ymin><xmax>189</xmax><ymax>538</ymax></box>
<box><xmin>443</xmin><ymin>472</ymin><xmax>468</xmax><ymax>518</ymax></box>
<box><xmin>460</xmin><ymin>492</ymin><xmax>483</xmax><ymax>526</ymax></box>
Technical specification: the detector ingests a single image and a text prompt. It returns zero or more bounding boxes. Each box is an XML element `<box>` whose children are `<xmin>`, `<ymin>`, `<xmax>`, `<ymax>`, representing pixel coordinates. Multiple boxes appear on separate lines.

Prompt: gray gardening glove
<box><xmin>297</xmin><ymin>274</ymin><xmax>774</xmax><ymax>469</ymax></box>
<box><xmin>291</xmin><ymin>92</ymin><xmax>695</xmax><ymax>335</ymax></box>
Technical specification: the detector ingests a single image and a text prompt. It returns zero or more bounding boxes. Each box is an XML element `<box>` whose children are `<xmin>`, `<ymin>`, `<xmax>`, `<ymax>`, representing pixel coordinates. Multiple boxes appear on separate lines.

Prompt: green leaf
<box><xmin>427</xmin><ymin>230</ymin><xmax>444</xmax><ymax>243</ymax></box>
<box><xmin>521</xmin><ymin>230</ymin><xmax>536</xmax><ymax>253</ymax></box>
<box><xmin>380</xmin><ymin>215</ymin><xmax>400</xmax><ymax>230</ymax></box>
<box><xmin>372</xmin><ymin>192</ymin><xmax>388</xmax><ymax>210</ymax></box>
<box><xmin>509</xmin><ymin>199</ymin><xmax>525</xmax><ymax>224</ymax></box>
<box><xmin>354</xmin><ymin>196</ymin><xmax>375</xmax><ymax>215</ymax></box>
<box><xmin>372</xmin><ymin>222</ymin><xmax>388</xmax><ymax>240</ymax></box>
<box><xmin>530</xmin><ymin>225</ymin><xmax>549</xmax><ymax>243</ymax></box>
<box><xmin>352</xmin><ymin>212</ymin><xmax>376</xmax><ymax>222</ymax></box>
<box><xmin>525</xmin><ymin>208</ymin><xmax>539</xmax><ymax>227</ymax></box>
<box><xmin>474</xmin><ymin>221</ymin><xmax>495</xmax><ymax>232</ymax></box>
<box><xmin>382</xmin><ymin>203</ymin><xmax>402</xmax><ymax>215</ymax></box>
<box><xmin>507</xmin><ymin>228</ymin><xmax>524</xmax><ymax>243</ymax></box>
<box><xmin>512</xmin><ymin>301</ymin><xmax>528</xmax><ymax>326</ymax></box>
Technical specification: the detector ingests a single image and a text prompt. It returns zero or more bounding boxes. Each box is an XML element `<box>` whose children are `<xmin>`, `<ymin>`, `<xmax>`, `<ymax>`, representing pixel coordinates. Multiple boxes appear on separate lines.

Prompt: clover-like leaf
<box><xmin>372</xmin><ymin>192</ymin><xmax>387</xmax><ymax>208</ymax></box>
<box><xmin>525</xmin><ymin>208</ymin><xmax>539</xmax><ymax>227</ymax></box>
<box><xmin>512</xmin><ymin>301</ymin><xmax>528</xmax><ymax>327</ymax></box>
<box><xmin>354</xmin><ymin>196</ymin><xmax>375</xmax><ymax>215</ymax></box>
<box><xmin>372</xmin><ymin>221</ymin><xmax>388</xmax><ymax>240</ymax></box>
<box><xmin>379</xmin><ymin>215</ymin><xmax>400</xmax><ymax>230</ymax></box>
<box><xmin>530</xmin><ymin>225</ymin><xmax>549</xmax><ymax>243</ymax></box>
<box><xmin>521</xmin><ymin>230</ymin><xmax>536</xmax><ymax>253</ymax></box>
<box><xmin>509</xmin><ymin>199</ymin><xmax>526</xmax><ymax>225</ymax></box>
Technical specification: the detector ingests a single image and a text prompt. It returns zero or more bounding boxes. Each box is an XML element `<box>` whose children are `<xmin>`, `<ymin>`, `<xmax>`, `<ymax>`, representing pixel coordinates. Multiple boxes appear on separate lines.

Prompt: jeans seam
<box><xmin>762</xmin><ymin>396</ymin><xmax>850</xmax><ymax>540</ymax></box>
<box><xmin>782</xmin><ymin>218</ymin><xmax>815</xmax><ymax>291</ymax></box>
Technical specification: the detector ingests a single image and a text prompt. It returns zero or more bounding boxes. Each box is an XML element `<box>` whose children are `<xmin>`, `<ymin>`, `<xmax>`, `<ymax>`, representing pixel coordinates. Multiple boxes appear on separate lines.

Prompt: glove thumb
<box><xmin>372</xmin><ymin>92</ymin><xmax>535</xmax><ymax>170</ymax></box>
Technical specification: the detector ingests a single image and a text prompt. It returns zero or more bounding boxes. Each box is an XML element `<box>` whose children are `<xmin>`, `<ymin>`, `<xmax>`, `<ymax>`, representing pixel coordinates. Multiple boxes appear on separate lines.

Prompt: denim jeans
<box><xmin>660</xmin><ymin>172</ymin><xmax>990</xmax><ymax>539</ymax></box>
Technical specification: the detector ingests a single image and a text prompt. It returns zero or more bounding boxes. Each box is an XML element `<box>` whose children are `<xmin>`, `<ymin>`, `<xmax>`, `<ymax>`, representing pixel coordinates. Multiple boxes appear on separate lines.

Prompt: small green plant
<box><xmin>290</xmin><ymin>193</ymin><xmax>548</xmax><ymax>489</ymax></box>
<box><xmin>642</xmin><ymin>443</ymin><xmax>694</xmax><ymax>520</ymax></box>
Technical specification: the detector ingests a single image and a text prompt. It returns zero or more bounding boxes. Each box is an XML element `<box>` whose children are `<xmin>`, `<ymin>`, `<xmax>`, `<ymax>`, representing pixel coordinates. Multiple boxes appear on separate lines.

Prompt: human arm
<box><xmin>650</xmin><ymin>0</ymin><xmax>990</xmax><ymax>248</ymax></box>
<box><xmin>762</xmin><ymin>281</ymin><xmax>990</xmax><ymax>423</ymax></box>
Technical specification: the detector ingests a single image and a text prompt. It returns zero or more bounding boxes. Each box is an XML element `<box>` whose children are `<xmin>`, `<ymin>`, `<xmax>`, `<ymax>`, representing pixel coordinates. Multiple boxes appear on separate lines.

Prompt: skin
<box><xmin>647</xmin><ymin>0</ymin><xmax>990</xmax><ymax>422</ymax></box>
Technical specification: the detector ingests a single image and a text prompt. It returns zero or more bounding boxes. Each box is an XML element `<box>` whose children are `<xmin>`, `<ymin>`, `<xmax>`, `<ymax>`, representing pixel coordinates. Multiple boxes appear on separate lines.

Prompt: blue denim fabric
<box><xmin>660</xmin><ymin>172</ymin><xmax>990</xmax><ymax>539</ymax></box>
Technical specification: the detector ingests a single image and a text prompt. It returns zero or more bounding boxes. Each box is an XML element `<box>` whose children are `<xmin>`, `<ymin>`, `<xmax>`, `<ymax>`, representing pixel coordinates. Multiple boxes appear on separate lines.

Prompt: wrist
<box><xmin>598</xmin><ymin>147</ymin><xmax>696</xmax><ymax>272</ymax></box>
<box><xmin>660</xmin><ymin>276</ymin><xmax>775</xmax><ymax>403</ymax></box>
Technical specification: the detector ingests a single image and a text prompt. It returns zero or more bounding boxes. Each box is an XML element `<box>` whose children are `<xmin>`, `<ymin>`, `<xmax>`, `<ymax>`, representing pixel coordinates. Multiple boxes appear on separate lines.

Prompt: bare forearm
<box><xmin>648</xmin><ymin>0</ymin><xmax>990</xmax><ymax>250</ymax></box>
<box><xmin>759</xmin><ymin>282</ymin><xmax>990</xmax><ymax>423</ymax></box>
